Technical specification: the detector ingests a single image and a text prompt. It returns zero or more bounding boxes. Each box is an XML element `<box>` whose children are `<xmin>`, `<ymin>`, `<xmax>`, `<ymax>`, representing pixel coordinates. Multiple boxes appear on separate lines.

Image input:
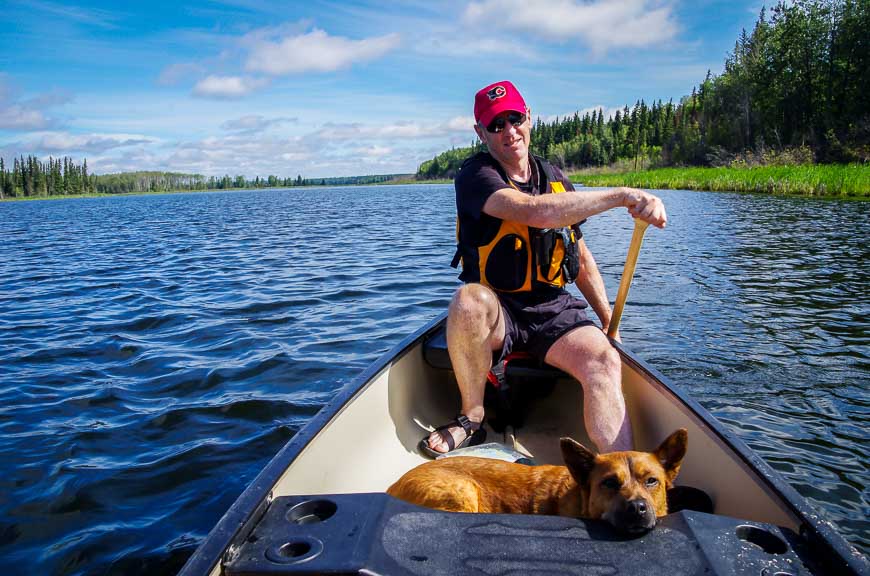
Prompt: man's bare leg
<box><xmin>545</xmin><ymin>325</ymin><xmax>633</xmax><ymax>452</ymax></box>
<box><xmin>426</xmin><ymin>283</ymin><xmax>505</xmax><ymax>453</ymax></box>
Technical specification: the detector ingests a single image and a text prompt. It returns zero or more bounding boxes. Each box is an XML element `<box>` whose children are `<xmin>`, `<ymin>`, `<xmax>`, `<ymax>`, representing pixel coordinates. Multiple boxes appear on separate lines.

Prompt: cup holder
<box><xmin>265</xmin><ymin>537</ymin><xmax>323</xmax><ymax>564</ymax></box>
<box><xmin>286</xmin><ymin>499</ymin><xmax>338</xmax><ymax>525</ymax></box>
<box><xmin>735</xmin><ymin>525</ymin><xmax>789</xmax><ymax>554</ymax></box>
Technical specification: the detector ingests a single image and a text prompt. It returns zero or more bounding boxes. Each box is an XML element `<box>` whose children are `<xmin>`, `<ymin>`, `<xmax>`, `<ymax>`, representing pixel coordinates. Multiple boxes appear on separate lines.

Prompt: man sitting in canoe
<box><xmin>423</xmin><ymin>80</ymin><xmax>667</xmax><ymax>457</ymax></box>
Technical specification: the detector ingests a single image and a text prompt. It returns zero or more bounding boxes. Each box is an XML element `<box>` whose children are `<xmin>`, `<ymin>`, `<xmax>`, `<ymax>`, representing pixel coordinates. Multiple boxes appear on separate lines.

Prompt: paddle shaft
<box><xmin>607</xmin><ymin>219</ymin><xmax>650</xmax><ymax>338</ymax></box>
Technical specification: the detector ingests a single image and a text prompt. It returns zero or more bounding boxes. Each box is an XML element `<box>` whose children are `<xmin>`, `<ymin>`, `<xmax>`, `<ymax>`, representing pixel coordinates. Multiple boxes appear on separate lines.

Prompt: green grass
<box><xmin>570</xmin><ymin>164</ymin><xmax>869</xmax><ymax>198</ymax></box>
<box><xmin>377</xmin><ymin>177</ymin><xmax>452</xmax><ymax>185</ymax></box>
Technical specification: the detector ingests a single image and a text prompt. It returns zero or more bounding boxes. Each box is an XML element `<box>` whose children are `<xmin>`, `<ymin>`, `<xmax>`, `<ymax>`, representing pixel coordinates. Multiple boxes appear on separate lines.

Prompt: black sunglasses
<box><xmin>485</xmin><ymin>111</ymin><xmax>527</xmax><ymax>133</ymax></box>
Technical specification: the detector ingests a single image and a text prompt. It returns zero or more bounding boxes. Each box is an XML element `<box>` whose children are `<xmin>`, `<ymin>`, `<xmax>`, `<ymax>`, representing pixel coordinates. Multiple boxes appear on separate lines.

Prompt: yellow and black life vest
<box><xmin>451</xmin><ymin>155</ymin><xmax>580</xmax><ymax>293</ymax></box>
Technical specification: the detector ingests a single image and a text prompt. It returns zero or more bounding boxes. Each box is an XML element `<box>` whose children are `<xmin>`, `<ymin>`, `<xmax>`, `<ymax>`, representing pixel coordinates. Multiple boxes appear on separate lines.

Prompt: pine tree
<box><xmin>82</xmin><ymin>159</ymin><xmax>89</xmax><ymax>194</ymax></box>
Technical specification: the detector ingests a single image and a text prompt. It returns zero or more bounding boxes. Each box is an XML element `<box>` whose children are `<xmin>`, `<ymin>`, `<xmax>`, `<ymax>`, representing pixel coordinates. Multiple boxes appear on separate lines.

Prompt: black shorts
<box><xmin>497</xmin><ymin>289</ymin><xmax>595</xmax><ymax>363</ymax></box>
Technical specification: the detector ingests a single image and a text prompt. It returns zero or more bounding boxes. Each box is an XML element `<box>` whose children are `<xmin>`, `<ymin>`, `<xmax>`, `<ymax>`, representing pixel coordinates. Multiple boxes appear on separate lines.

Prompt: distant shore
<box><xmin>570</xmin><ymin>164</ymin><xmax>869</xmax><ymax>198</ymax></box>
<box><xmin>3</xmin><ymin>165</ymin><xmax>867</xmax><ymax>202</ymax></box>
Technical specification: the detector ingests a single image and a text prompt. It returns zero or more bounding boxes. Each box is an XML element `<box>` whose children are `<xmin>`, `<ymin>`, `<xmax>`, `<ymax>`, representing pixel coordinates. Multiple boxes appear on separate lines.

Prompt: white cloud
<box><xmin>0</xmin><ymin>78</ymin><xmax>71</xmax><ymax>131</ymax></box>
<box><xmin>220</xmin><ymin>114</ymin><xmax>297</xmax><ymax>133</ymax></box>
<box><xmin>463</xmin><ymin>0</ymin><xmax>678</xmax><ymax>54</ymax></box>
<box><xmin>356</xmin><ymin>144</ymin><xmax>393</xmax><ymax>158</ymax></box>
<box><xmin>307</xmin><ymin>117</ymin><xmax>472</xmax><ymax>142</ymax></box>
<box><xmin>29</xmin><ymin>131</ymin><xmax>153</xmax><ymax>153</ymax></box>
<box><xmin>1</xmin><ymin>111</ymin><xmax>471</xmax><ymax>178</ymax></box>
<box><xmin>413</xmin><ymin>29</ymin><xmax>535</xmax><ymax>60</ymax></box>
<box><xmin>192</xmin><ymin>75</ymin><xmax>270</xmax><ymax>99</ymax></box>
<box><xmin>25</xmin><ymin>0</ymin><xmax>122</xmax><ymax>30</ymax></box>
<box><xmin>157</xmin><ymin>62</ymin><xmax>206</xmax><ymax>86</ymax></box>
<box><xmin>0</xmin><ymin>106</ymin><xmax>53</xmax><ymax>131</ymax></box>
<box><xmin>244</xmin><ymin>28</ymin><xmax>401</xmax><ymax>75</ymax></box>
<box><xmin>445</xmin><ymin>116</ymin><xmax>476</xmax><ymax>132</ymax></box>
<box><xmin>0</xmin><ymin>131</ymin><xmax>154</xmax><ymax>167</ymax></box>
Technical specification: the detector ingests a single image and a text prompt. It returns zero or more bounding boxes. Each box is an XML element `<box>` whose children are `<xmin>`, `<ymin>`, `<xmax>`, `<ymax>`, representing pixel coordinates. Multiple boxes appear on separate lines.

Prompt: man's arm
<box><xmin>574</xmin><ymin>238</ymin><xmax>620</xmax><ymax>341</ymax></box>
<box><xmin>483</xmin><ymin>186</ymin><xmax>667</xmax><ymax>229</ymax></box>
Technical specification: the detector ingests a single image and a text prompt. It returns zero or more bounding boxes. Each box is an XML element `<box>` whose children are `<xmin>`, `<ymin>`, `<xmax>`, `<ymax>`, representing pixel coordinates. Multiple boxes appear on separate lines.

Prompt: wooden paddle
<box><xmin>607</xmin><ymin>219</ymin><xmax>650</xmax><ymax>339</ymax></box>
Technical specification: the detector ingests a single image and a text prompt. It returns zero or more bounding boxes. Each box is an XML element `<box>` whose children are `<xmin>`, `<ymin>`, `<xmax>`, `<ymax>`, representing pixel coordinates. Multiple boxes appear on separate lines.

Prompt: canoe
<box><xmin>179</xmin><ymin>312</ymin><xmax>868</xmax><ymax>576</ymax></box>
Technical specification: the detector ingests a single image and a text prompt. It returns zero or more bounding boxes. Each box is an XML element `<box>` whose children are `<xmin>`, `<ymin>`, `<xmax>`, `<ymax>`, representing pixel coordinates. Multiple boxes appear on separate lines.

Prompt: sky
<box><xmin>1</xmin><ymin>0</ymin><xmax>766</xmax><ymax>178</ymax></box>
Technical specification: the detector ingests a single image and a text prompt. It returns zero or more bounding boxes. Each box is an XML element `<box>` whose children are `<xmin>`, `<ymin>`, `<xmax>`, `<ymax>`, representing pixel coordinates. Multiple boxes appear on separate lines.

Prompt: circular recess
<box><xmin>286</xmin><ymin>499</ymin><xmax>338</xmax><ymax>525</ymax></box>
<box><xmin>265</xmin><ymin>537</ymin><xmax>324</xmax><ymax>564</ymax></box>
<box><xmin>735</xmin><ymin>525</ymin><xmax>789</xmax><ymax>555</ymax></box>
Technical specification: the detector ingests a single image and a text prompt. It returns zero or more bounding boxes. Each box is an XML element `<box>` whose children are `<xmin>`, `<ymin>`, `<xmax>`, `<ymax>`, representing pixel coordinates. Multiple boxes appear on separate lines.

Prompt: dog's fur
<box><xmin>387</xmin><ymin>429</ymin><xmax>687</xmax><ymax>534</ymax></box>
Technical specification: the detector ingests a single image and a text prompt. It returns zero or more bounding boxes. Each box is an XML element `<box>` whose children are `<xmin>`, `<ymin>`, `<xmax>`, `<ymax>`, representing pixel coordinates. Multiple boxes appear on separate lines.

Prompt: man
<box><xmin>422</xmin><ymin>80</ymin><xmax>667</xmax><ymax>457</ymax></box>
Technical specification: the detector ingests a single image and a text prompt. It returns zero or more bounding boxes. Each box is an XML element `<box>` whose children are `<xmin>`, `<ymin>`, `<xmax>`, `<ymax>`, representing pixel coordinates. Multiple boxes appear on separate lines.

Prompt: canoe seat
<box><xmin>423</xmin><ymin>326</ymin><xmax>566</xmax><ymax>380</ymax></box>
<box><xmin>423</xmin><ymin>326</ymin><xmax>566</xmax><ymax>431</ymax></box>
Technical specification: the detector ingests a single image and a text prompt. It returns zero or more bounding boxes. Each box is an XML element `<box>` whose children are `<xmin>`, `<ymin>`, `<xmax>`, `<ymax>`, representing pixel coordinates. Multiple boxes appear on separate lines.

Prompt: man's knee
<box><xmin>449</xmin><ymin>284</ymin><xmax>499</xmax><ymax>325</ymax></box>
<box><xmin>557</xmin><ymin>333</ymin><xmax>621</xmax><ymax>390</ymax></box>
<box><xmin>598</xmin><ymin>344</ymin><xmax>621</xmax><ymax>374</ymax></box>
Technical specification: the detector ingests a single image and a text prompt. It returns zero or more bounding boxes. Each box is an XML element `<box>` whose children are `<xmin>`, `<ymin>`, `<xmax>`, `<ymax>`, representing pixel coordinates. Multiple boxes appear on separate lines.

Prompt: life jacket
<box><xmin>451</xmin><ymin>154</ymin><xmax>580</xmax><ymax>293</ymax></box>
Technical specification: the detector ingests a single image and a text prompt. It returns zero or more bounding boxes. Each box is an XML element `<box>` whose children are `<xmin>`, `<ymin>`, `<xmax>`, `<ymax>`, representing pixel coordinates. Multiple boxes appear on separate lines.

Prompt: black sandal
<box><xmin>419</xmin><ymin>414</ymin><xmax>486</xmax><ymax>458</ymax></box>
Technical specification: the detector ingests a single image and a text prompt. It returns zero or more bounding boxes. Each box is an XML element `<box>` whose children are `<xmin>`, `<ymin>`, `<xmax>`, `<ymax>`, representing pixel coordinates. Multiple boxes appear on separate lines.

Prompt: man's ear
<box><xmin>560</xmin><ymin>437</ymin><xmax>597</xmax><ymax>486</ymax></box>
<box><xmin>654</xmin><ymin>429</ymin><xmax>688</xmax><ymax>485</ymax></box>
<box><xmin>473</xmin><ymin>122</ymin><xmax>485</xmax><ymax>141</ymax></box>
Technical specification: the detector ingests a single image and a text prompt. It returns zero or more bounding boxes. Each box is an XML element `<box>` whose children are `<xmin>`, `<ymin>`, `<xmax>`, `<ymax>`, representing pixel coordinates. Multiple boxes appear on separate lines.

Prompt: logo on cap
<box><xmin>487</xmin><ymin>85</ymin><xmax>507</xmax><ymax>101</ymax></box>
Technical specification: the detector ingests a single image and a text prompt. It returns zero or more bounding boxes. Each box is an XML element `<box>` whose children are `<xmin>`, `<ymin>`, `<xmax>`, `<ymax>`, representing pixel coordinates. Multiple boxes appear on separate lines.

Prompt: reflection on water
<box><xmin>0</xmin><ymin>186</ymin><xmax>866</xmax><ymax>574</ymax></box>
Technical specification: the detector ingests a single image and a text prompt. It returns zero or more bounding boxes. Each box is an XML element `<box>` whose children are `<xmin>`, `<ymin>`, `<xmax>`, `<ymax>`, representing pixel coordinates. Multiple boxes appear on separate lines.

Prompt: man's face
<box><xmin>475</xmin><ymin>108</ymin><xmax>531</xmax><ymax>169</ymax></box>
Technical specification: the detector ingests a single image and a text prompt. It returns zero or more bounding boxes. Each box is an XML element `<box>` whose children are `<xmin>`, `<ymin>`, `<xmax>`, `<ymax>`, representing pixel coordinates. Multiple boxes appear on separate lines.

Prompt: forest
<box><xmin>416</xmin><ymin>0</ymin><xmax>868</xmax><ymax>180</ymax></box>
<box><xmin>0</xmin><ymin>157</ymin><xmax>404</xmax><ymax>199</ymax></box>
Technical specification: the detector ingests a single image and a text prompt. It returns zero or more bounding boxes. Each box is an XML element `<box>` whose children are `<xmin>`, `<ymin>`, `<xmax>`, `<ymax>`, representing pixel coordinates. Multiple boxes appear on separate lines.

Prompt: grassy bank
<box><xmin>379</xmin><ymin>177</ymin><xmax>452</xmax><ymax>185</ymax></box>
<box><xmin>570</xmin><ymin>164</ymin><xmax>869</xmax><ymax>198</ymax></box>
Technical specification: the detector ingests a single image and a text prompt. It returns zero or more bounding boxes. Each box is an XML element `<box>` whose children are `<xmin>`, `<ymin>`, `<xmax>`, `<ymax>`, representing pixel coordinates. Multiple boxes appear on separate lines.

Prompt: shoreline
<box><xmin>0</xmin><ymin>180</ymin><xmax>453</xmax><ymax>202</ymax></box>
<box><xmin>3</xmin><ymin>166</ymin><xmax>867</xmax><ymax>202</ymax></box>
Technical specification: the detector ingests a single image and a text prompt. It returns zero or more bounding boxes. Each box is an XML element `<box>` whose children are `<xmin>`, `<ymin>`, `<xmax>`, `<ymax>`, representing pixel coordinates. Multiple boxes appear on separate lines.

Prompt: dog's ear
<box><xmin>560</xmin><ymin>437</ymin><xmax>597</xmax><ymax>485</ymax></box>
<box><xmin>654</xmin><ymin>428</ymin><xmax>688</xmax><ymax>485</ymax></box>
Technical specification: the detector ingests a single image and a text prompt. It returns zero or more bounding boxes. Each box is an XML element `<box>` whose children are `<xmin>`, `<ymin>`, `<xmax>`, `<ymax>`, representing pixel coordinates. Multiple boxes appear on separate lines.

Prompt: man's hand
<box><xmin>619</xmin><ymin>187</ymin><xmax>667</xmax><ymax>228</ymax></box>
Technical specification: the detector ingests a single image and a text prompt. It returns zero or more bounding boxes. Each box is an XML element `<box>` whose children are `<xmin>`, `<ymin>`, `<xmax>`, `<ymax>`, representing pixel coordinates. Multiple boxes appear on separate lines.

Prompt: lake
<box><xmin>0</xmin><ymin>185</ymin><xmax>867</xmax><ymax>574</ymax></box>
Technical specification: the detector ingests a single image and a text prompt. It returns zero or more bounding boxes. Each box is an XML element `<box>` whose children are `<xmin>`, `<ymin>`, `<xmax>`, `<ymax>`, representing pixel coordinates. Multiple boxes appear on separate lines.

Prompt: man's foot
<box><xmin>419</xmin><ymin>415</ymin><xmax>485</xmax><ymax>458</ymax></box>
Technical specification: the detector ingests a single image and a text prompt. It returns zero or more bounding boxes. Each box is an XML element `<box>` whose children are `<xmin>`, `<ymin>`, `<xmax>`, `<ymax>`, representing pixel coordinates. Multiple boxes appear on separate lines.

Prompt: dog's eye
<box><xmin>601</xmin><ymin>477</ymin><xmax>621</xmax><ymax>490</ymax></box>
<box><xmin>645</xmin><ymin>477</ymin><xmax>660</xmax><ymax>488</ymax></box>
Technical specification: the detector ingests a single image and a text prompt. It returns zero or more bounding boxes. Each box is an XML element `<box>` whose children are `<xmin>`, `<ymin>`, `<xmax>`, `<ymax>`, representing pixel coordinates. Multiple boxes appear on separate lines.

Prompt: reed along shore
<box><xmin>571</xmin><ymin>164</ymin><xmax>869</xmax><ymax>198</ymax></box>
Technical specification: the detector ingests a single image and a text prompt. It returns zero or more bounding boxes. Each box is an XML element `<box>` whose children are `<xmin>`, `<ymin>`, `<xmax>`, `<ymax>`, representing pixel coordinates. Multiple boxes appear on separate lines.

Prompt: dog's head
<box><xmin>560</xmin><ymin>429</ymin><xmax>687</xmax><ymax>534</ymax></box>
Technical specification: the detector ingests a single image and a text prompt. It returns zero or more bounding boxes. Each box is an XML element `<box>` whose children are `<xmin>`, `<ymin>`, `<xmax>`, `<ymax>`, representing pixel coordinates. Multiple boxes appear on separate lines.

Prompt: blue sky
<box><xmin>1</xmin><ymin>0</ymin><xmax>764</xmax><ymax>178</ymax></box>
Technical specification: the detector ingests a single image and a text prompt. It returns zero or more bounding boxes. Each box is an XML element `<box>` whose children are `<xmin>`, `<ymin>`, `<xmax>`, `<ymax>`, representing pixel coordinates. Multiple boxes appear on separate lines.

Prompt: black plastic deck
<box><xmin>223</xmin><ymin>493</ymin><xmax>819</xmax><ymax>576</ymax></box>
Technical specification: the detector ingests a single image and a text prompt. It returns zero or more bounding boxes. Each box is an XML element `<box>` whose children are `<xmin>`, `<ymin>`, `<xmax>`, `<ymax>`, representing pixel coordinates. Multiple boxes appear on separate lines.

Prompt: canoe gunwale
<box><xmin>180</xmin><ymin>312</ymin><xmax>868</xmax><ymax>576</ymax></box>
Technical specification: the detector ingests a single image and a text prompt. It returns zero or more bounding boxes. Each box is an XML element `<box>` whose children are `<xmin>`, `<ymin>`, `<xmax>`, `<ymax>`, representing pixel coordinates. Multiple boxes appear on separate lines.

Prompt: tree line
<box><xmin>0</xmin><ymin>156</ymin><xmax>94</xmax><ymax>199</ymax></box>
<box><xmin>0</xmin><ymin>155</ymin><xmax>408</xmax><ymax>199</ymax></box>
<box><xmin>417</xmin><ymin>0</ymin><xmax>869</xmax><ymax>179</ymax></box>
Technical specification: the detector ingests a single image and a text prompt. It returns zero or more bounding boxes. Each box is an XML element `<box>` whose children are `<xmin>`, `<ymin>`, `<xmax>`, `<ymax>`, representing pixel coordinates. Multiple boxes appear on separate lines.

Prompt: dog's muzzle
<box><xmin>613</xmin><ymin>498</ymin><xmax>657</xmax><ymax>534</ymax></box>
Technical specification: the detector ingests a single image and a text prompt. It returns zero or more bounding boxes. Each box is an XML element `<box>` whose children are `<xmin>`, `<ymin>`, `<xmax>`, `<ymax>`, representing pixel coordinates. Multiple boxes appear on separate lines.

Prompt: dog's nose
<box><xmin>628</xmin><ymin>499</ymin><xmax>648</xmax><ymax>518</ymax></box>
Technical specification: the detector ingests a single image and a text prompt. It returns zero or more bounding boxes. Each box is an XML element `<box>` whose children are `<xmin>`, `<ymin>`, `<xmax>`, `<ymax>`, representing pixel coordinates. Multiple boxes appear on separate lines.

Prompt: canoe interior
<box><xmin>271</xmin><ymin>327</ymin><xmax>797</xmax><ymax>531</ymax></box>
<box><xmin>188</xmin><ymin>317</ymin><xmax>868</xmax><ymax>576</ymax></box>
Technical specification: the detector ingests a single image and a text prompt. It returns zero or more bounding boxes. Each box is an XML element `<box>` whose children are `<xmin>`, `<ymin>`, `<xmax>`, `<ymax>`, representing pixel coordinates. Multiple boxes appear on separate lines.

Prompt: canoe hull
<box><xmin>180</xmin><ymin>313</ymin><xmax>868</xmax><ymax>576</ymax></box>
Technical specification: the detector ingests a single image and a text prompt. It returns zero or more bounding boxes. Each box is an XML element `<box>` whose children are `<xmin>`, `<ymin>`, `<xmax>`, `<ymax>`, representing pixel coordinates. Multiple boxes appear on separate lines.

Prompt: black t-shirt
<box><xmin>454</xmin><ymin>152</ymin><xmax>582</xmax><ymax>250</ymax></box>
<box><xmin>453</xmin><ymin>152</ymin><xmax>584</xmax><ymax>296</ymax></box>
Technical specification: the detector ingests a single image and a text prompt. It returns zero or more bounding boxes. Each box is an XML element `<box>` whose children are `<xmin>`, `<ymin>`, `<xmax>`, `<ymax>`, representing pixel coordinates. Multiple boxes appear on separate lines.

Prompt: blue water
<box><xmin>0</xmin><ymin>185</ymin><xmax>867</xmax><ymax>574</ymax></box>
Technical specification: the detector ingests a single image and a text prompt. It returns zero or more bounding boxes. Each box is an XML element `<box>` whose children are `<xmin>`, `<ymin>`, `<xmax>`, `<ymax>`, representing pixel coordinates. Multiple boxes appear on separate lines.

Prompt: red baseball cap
<box><xmin>474</xmin><ymin>81</ymin><xmax>527</xmax><ymax>128</ymax></box>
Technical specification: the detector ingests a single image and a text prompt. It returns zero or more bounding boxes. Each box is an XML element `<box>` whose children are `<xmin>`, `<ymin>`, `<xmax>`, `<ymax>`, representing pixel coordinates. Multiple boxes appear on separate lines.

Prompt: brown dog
<box><xmin>387</xmin><ymin>429</ymin><xmax>687</xmax><ymax>534</ymax></box>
